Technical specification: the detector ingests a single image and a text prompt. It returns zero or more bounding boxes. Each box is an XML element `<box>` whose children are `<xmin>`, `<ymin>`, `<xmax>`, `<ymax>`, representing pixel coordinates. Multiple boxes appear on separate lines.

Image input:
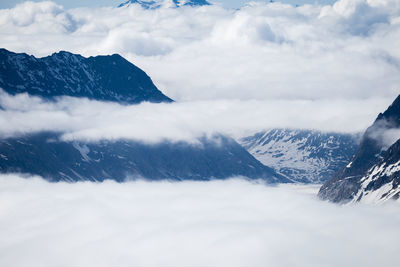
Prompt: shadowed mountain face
<box><xmin>240</xmin><ymin>129</ymin><xmax>359</xmax><ymax>183</ymax></box>
<box><xmin>319</xmin><ymin>95</ymin><xmax>400</xmax><ymax>203</ymax></box>
<box><xmin>350</xmin><ymin>139</ymin><xmax>400</xmax><ymax>203</ymax></box>
<box><xmin>0</xmin><ymin>132</ymin><xmax>288</xmax><ymax>183</ymax></box>
<box><xmin>0</xmin><ymin>48</ymin><xmax>172</xmax><ymax>104</ymax></box>
<box><xmin>118</xmin><ymin>0</ymin><xmax>210</xmax><ymax>8</ymax></box>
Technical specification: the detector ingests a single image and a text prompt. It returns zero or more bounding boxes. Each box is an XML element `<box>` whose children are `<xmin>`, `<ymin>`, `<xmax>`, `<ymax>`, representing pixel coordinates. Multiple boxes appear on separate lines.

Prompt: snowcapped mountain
<box><xmin>118</xmin><ymin>0</ymin><xmax>210</xmax><ymax>9</ymax></box>
<box><xmin>0</xmin><ymin>132</ymin><xmax>288</xmax><ymax>183</ymax></box>
<box><xmin>0</xmin><ymin>48</ymin><xmax>172</xmax><ymax>104</ymax></box>
<box><xmin>239</xmin><ymin>129</ymin><xmax>359</xmax><ymax>183</ymax></box>
<box><xmin>319</xmin><ymin>95</ymin><xmax>400</xmax><ymax>203</ymax></box>
<box><xmin>118</xmin><ymin>0</ymin><xmax>160</xmax><ymax>8</ymax></box>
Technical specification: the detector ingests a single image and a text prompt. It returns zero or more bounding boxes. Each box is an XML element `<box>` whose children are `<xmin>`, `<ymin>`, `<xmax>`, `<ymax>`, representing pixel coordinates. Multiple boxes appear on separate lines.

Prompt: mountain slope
<box><xmin>239</xmin><ymin>129</ymin><xmax>359</xmax><ymax>183</ymax></box>
<box><xmin>319</xmin><ymin>95</ymin><xmax>400</xmax><ymax>203</ymax></box>
<box><xmin>0</xmin><ymin>48</ymin><xmax>172</xmax><ymax>104</ymax></box>
<box><xmin>351</xmin><ymin>139</ymin><xmax>400</xmax><ymax>203</ymax></box>
<box><xmin>0</xmin><ymin>132</ymin><xmax>288</xmax><ymax>183</ymax></box>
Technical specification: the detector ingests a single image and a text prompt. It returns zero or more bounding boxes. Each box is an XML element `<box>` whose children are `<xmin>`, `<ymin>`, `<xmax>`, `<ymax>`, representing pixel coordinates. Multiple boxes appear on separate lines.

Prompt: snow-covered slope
<box><xmin>353</xmin><ymin>165</ymin><xmax>400</xmax><ymax>203</ymax></box>
<box><xmin>348</xmin><ymin>138</ymin><xmax>400</xmax><ymax>203</ymax></box>
<box><xmin>239</xmin><ymin>129</ymin><xmax>359</xmax><ymax>183</ymax></box>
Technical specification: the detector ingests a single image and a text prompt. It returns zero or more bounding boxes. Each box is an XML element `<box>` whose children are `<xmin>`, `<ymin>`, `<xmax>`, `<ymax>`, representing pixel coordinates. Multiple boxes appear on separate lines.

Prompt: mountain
<box><xmin>0</xmin><ymin>48</ymin><xmax>290</xmax><ymax>183</ymax></box>
<box><xmin>0</xmin><ymin>132</ymin><xmax>288</xmax><ymax>183</ymax></box>
<box><xmin>0</xmin><ymin>48</ymin><xmax>172</xmax><ymax>104</ymax></box>
<box><xmin>118</xmin><ymin>0</ymin><xmax>210</xmax><ymax>9</ymax></box>
<box><xmin>118</xmin><ymin>0</ymin><xmax>159</xmax><ymax>8</ymax></box>
<box><xmin>350</xmin><ymin>139</ymin><xmax>400</xmax><ymax>203</ymax></box>
<box><xmin>239</xmin><ymin>129</ymin><xmax>359</xmax><ymax>183</ymax></box>
<box><xmin>319</xmin><ymin>95</ymin><xmax>400</xmax><ymax>203</ymax></box>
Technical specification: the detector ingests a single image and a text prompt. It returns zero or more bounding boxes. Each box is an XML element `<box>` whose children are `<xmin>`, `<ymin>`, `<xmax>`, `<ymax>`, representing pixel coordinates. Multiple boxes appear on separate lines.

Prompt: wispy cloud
<box><xmin>0</xmin><ymin>90</ymin><xmax>387</xmax><ymax>142</ymax></box>
<box><xmin>366</xmin><ymin>118</ymin><xmax>400</xmax><ymax>149</ymax></box>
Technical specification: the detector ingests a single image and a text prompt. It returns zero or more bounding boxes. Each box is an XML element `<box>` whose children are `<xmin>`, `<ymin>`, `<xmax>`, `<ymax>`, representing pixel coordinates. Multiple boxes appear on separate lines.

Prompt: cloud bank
<box><xmin>0</xmin><ymin>174</ymin><xmax>399</xmax><ymax>267</ymax></box>
<box><xmin>366</xmin><ymin>119</ymin><xmax>400</xmax><ymax>149</ymax></box>
<box><xmin>0</xmin><ymin>90</ymin><xmax>388</xmax><ymax>143</ymax></box>
<box><xmin>0</xmin><ymin>0</ymin><xmax>398</xmax><ymax>103</ymax></box>
<box><xmin>0</xmin><ymin>0</ymin><xmax>399</xmax><ymax>139</ymax></box>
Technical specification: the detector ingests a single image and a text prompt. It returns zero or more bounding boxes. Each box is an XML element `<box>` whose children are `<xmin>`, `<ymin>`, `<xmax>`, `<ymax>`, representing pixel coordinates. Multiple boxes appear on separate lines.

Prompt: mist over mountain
<box><xmin>319</xmin><ymin>95</ymin><xmax>400</xmax><ymax>203</ymax></box>
<box><xmin>240</xmin><ymin>129</ymin><xmax>359</xmax><ymax>183</ymax></box>
<box><xmin>0</xmin><ymin>49</ymin><xmax>287</xmax><ymax>183</ymax></box>
<box><xmin>0</xmin><ymin>48</ymin><xmax>394</xmax><ymax>186</ymax></box>
<box><xmin>0</xmin><ymin>132</ymin><xmax>286</xmax><ymax>183</ymax></box>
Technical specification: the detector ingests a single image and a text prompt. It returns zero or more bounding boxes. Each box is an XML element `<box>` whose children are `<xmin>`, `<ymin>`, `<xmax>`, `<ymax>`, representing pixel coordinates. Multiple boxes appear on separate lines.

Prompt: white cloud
<box><xmin>0</xmin><ymin>1</ymin><xmax>78</xmax><ymax>33</ymax></box>
<box><xmin>0</xmin><ymin>174</ymin><xmax>399</xmax><ymax>267</ymax></box>
<box><xmin>380</xmin><ymin>128</ymin><xmax>400</xmax><ymax>148</ymax></box>
<box><xmin>0</xmin><ymin>0</ymin><xmax>398</xmax><ymax>102</ymax></box>
<box><xmin>1</xmin><ymin>3</ymin><xmax>399</xmax><ymax>265</ymax></box>
<box><xmin>366</xmin><ymin>119</ymin><xmax>400</xmax><ymax>149</ymax></box>
<box><xmin>0</xmin><ymin>90</ymin><xmax>389</xmax><ymax>143</ymax></box>
<box><xmin>0</xmin><ymin>0</ymin><xmax>399</xmax><ymax>138</ymax></box>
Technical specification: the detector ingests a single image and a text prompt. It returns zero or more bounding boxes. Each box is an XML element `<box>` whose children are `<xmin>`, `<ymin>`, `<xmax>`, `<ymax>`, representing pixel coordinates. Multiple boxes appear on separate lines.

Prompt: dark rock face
<box><xmin>319</xmin><ymin>95</ymin><xmax>400</xmax><ymax>203</ymax></box>
<box><xmin>239</xmin><ymin>129</ymin><xmax>359</xmax><ymax>183</ymax></box>
<box><xmin>0</xmin><ymin>132</ymin><xmax>288</xmax><ymax>183</ymax></box>
<box><xmin>0</xmin><ymin>48</ymin><xmax>172</xmax><ymax>104</ymax></box>
<box><xmin>118</xmin><ymin>0</ymin><xmax>210</xmax><ymax>9</ymax></box>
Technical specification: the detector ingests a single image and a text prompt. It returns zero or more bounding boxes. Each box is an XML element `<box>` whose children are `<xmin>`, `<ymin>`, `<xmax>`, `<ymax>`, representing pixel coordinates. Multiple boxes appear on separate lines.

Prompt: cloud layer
<box><xmin>0</xmin><ymin>174</ymin><xmax>399</xmax><ymax>267</ymax></box>
<box><xmin>0</xmin><ymin>90</ymin><xmax>389</xmax><ymax>143</ymax></box>
<box><xmin>0</xmin><ymin>0</ymin><xmax>398</xmax><ymax>102</ymax></box>
<box><xmin>0</xmin><ymin>0</ymin><xmax>399</xmax><ymax>139</ymax></box>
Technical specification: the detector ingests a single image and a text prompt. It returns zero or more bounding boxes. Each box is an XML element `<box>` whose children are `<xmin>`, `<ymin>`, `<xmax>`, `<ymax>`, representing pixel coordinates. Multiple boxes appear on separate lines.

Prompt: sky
<box><xmin>0</xmin><ymin>0</ymin><xmax>399</xmax><ymax>142</ymax></box>
<box><xmin>0</xmin><ymin>0</ymin><xmax>338</xmax><ymax>9</ymax></box>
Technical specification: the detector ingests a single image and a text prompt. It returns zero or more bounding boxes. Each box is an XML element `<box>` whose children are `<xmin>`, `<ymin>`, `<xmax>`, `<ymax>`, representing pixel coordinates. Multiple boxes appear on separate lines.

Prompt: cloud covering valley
<box><xmin>1</xmin><ymin>2</ymin><xmax>400</xmax><ymax>266</ymax></box>
<box><xmin>0</xmin><ymin>174</ymin><xmax>399</xmax><ymax>267</ymax></box>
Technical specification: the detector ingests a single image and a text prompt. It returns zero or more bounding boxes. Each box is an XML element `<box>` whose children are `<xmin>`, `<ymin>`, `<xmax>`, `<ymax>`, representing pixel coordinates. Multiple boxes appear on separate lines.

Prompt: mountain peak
<box><xmin>0</xmin><ymin>48</ymin><xmax>173</xmax><ymax>104</ymax></box>
<box><xmin>376</xmin><ymin>94</ymin><xmax>400</xmax><ymax>123</ymax></box>
<box><xmin>118</xmin><ymin>0</ymin><xmax>210</xmax><ymax>9</ymax></box>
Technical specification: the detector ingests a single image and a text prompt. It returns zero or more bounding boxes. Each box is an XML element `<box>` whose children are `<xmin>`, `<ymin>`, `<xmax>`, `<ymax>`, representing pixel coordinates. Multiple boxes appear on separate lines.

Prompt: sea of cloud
<box><xmin>0</xmin><ymin>0</ymin><xmax>399</xmax><ymax>140</ymax></box>
<box><xmin>1</xmin><ymin>2</ymin><xmax>400</xmax><ymax>265</ymax></box>
<box><xmin>0</xmin><ymin>173</ymin><xmax>399</xmax><ymax>267</ymax></box>
<box><xmin>0</xmin><ymin>0</ymin><xmax>399</xmax><ymax>102</ymax></box>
